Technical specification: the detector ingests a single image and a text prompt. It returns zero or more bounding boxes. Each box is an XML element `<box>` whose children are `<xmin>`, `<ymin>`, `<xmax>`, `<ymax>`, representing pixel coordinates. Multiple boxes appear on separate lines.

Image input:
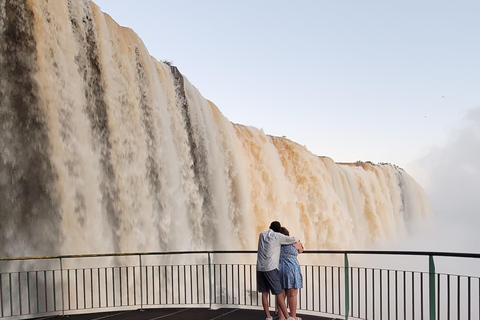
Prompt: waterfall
<box><xmin>0</xmin><ymin>0</ymin><xmax>430</xmax><ymax>257</ymax></box>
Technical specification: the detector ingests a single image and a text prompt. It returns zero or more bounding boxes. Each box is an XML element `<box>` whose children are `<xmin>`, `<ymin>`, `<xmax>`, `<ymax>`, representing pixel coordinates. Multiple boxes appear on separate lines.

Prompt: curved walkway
<box><xmin>32</xmin><ymin>308</ymin><xmax>338</xmax><ymax>320</ymax></box>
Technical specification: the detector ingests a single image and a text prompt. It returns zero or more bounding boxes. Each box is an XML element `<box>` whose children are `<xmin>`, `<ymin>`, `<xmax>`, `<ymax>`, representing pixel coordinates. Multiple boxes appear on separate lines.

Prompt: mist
<box><xmin>403</xmin><ymin>106</ymin><xmax>480</xmax><ymax>253</ymax></box>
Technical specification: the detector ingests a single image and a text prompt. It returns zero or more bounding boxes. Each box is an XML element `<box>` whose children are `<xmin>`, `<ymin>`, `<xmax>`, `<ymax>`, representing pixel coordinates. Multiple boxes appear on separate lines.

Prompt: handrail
<box><xmin>2</xmin><ymin>250</ymin><xmax>480</xmax><ymax>261</ymax></box>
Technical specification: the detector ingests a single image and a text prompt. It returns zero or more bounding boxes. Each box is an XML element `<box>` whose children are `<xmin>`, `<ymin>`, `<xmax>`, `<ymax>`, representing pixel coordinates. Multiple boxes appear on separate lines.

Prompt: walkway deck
<box><xmin>32</xmin><ymin>308</ymin><xmax>339</xmax><ymax>320</ymax></box>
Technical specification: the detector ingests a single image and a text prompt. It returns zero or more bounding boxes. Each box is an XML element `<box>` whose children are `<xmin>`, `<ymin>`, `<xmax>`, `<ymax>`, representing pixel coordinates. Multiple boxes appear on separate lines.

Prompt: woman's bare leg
<box><xmin>275</xmin><ymin>291</ymin><xmax>291</xmax><ymax>320</ymax></box>
<box><xmin>278</xmin><ymin>290</ymin><xmax>288</xmax><ymax>320</ymax></box>
<box><xmin>287</xmin><ymin>288</ymin><xmax>299</xmax><ymax>318</ymax></box>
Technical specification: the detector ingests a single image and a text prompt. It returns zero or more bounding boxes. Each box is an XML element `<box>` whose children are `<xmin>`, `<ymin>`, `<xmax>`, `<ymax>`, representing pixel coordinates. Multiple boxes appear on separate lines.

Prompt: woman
<box><xmin>278</xmin><ymin>227</ymin><xmax>304</xmax><ymax>320</ymax></box>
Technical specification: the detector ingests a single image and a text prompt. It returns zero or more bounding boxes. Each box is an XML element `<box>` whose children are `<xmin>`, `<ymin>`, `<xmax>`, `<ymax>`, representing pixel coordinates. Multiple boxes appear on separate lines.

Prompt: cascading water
<box><xmin>0</xmin><ymin>0</ymin><xmax>430</xmax><ymax>258</ymax></box>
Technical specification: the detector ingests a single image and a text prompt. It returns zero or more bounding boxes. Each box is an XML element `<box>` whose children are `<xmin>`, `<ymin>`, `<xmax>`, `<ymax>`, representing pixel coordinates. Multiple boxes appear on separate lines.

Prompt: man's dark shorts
<box><xmin>257</xmin><ymin>269</ymin><xmax>283</xmax><ymax>295</ymax></box>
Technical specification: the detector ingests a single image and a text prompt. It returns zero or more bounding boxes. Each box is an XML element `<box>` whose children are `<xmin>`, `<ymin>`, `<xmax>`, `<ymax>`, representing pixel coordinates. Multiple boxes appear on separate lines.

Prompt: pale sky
<box><xmin>92</xmin><ymin>0</ymin><xmax>480</xmax><ymax>250</ymax></box>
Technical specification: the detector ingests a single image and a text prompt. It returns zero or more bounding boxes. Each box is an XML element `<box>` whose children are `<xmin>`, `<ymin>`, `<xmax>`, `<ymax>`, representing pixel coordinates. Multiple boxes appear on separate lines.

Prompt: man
<box><xmin>257</xmin><ymin>221</ymin><xmax>300</xmax><ymax>320</ymax></box>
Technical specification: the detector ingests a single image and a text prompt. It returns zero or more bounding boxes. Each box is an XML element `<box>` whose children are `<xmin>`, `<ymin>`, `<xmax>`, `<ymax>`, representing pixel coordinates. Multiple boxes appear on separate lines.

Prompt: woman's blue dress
<box><xmin>278</xmin><ymin>244</ymin><xmax>303</xmax><ymax>289</ymax></box>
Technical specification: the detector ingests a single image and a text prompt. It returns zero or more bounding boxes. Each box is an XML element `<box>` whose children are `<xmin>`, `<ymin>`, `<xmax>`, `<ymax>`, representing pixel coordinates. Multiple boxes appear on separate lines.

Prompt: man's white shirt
<box><xmin>256</xmin><ymin>229</ymin><xmax>299</xmax><ymax>272</ymax></box>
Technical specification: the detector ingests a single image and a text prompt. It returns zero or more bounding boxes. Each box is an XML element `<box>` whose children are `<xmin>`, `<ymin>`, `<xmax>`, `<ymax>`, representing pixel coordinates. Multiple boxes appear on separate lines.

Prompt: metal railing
<box><xmin>0</xmin><ymin>250</ymin><xmax>479</xmax><ymax>319</ymax></box>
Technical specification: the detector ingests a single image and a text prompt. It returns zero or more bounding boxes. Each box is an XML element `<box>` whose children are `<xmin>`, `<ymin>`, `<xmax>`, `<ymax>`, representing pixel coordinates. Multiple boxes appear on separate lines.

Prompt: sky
<box><xmin>91</xmin><ymin>0</ymin><xmax>480</xmax><ymax>252</ymax></box>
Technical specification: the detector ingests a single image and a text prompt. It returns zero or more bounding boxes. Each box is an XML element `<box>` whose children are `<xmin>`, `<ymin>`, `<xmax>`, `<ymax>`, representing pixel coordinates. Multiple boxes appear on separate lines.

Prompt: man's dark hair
<box><xmin>269</xmin><ymin>221</ymin><xmax>281</xmax><ymax>232</ymax></box>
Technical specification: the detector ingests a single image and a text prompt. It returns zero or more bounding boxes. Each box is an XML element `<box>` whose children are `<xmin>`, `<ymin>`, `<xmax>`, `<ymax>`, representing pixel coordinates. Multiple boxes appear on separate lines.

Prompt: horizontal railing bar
<box><xmin>304</xmin><ymin>250</ymin><xmax>480</xmax><ymax>259</ymax></box>
<box><xmin>2</xmin><ymin>250</ymin><xmax>480</xmax><ymax>262</ymax></box>
<box><xmin>0</xmin><ymin>251</ymin><xmax>257</xmax><ymax>261</ymax></box>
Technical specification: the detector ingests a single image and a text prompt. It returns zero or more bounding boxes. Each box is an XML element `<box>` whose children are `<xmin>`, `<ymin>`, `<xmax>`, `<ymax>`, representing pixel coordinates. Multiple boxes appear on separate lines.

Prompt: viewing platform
<box><xmin>32</xmin><ymin>307</ymin><xmax>335</xmax><ymax>320</ymax></box>
<box><xmin>2</xmin><ymin>250</ymin><xmax>480</xmax><ymax>320</ymax></box>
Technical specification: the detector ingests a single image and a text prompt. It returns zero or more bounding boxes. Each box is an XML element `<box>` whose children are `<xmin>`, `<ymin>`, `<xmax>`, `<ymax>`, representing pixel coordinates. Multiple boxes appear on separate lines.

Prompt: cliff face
<box><xmin>0</xmin><ymin>0</ymin><xmax>430</xmax><ymax>257</ymax></box>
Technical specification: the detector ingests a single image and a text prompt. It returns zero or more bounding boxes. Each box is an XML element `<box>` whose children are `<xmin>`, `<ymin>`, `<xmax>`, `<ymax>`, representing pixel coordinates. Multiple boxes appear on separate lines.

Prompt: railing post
<box><xmin>59</xmin><ymin>257</ymin><xmax>64</xmax><ymax>317</ymax></box>
<box><xmin>429</xmin><ymin>255</ymin><xmax>436</xmax><ymax>320</ymax></box>
<box><xmin>344</xmin><ymin>253</ymin><xmax>350</xmax><ymax>320</ymax></box>
<box><xmin>139</xmin><ymin>254</ymin><xmax>143</xmax><ymax>310</ymax></box>
<box><xmin>208</xmin><ymin>252</ymin><xmax>212</xmax><ymax>309</ymax></box>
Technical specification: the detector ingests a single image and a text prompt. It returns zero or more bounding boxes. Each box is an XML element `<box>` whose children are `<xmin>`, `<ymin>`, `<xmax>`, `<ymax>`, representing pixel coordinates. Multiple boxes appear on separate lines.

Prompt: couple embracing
<box><xmin>256</xmin><ymin>221</ymin><xmax>304</xmax><ymax>320</ymax></box>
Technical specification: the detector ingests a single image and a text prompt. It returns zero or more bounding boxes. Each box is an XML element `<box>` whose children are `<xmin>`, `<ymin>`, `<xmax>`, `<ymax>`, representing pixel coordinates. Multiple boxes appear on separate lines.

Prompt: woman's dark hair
<box><xmin>269</xmin><ymin>221</ymin><xmax>281</xmax><ymax>232</ymax></box>
<box><xmin>279</xmin><ymin>227</ymin><xmax>289</xmax><ymax>236</ymax></box>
